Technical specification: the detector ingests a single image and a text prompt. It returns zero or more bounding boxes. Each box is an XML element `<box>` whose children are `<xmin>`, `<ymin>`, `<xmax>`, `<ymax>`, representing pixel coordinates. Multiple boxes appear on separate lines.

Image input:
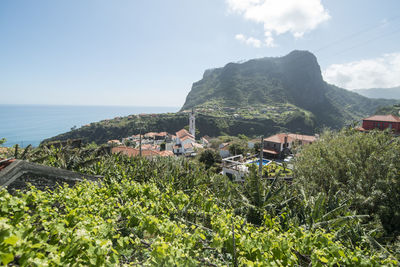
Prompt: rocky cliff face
<box><xmin>181</xmin><ymin>50</ymin><xmax>397</xmax><ymax>129</ymax></box>
<box><xmin>181</xmin><ymin>50</ymin><xmax>327</xmax><ymax>110</ymax></box>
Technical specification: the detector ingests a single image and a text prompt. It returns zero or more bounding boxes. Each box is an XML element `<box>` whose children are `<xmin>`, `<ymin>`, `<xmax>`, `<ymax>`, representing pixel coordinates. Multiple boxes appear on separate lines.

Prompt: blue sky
<box><xmin>0</xmin><ymin>0</ymin><xmax>399</xmax><ymax>107</ymax></box>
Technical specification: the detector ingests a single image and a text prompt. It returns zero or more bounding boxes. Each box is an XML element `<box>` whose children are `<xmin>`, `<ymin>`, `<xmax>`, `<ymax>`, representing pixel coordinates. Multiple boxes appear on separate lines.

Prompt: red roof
<box><xmin>192</xmin><ymin>143</ymin><xmax>203</xmax><ymax>148</ymax></box>
<box><xmin>363</xmin><ymin>114</ymin><xmax>400</xmax><ymax>123</ymax></box>
<box><xmin>183</xmin><ymin>143</ymin><xmax>193</xmax><ymax>150</ymax></box>
<box><xmin>264</xmin><ymin>133</ymin><xmax>316</xmax><ymax>144</ymax></box>
<box><xmin>144</xmin><ymin>132</ymin><xmax>158</xmax><ymax>138</ymax></box>
<box><xmin>264</xmin><ymin>134</ymin><xmax>287</xmax><ymax>143</ymax></box>
<box><xmin>141</xmin><ymin>144</ymin><xmax>158</xmax><ymax>150</ymax></box>
<box><xmin>176</xmin><ymin>129</ymin><xmax>193</xmax><ymax>139</ymax></box>
<box><xmin>144</xmin><ymin>132</ymin><xmax>168</xmax><ymax>138</ymax></box>
<box><xmin>288</xmin><ymin>133</ymin><xmax>316</xmax><ymax>143</ymax></box>
<box><xmin>158</xmin><ymin>150</ymin><xmax>174</xmax><ymax>157</ymax></box>
<box><xmin>181</xmin><ymin>135</ymin><xmax>195</xmax><ymax>142</ymax></box>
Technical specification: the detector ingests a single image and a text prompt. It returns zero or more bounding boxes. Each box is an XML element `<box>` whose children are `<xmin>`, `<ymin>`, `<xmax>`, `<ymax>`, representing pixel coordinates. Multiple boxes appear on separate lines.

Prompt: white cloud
<box><xmin>235</xmin><ymin>34</ymin><xmax>262</xmax><ymax>48</ymax></box>
<box><xmin>323</xmin><ymin>53</ymin><xmax>400</xmax><ymax>89</ymax></box>
<box><xmin>227</xmin><ymin>0</ymin><xmax>330</xmax><ymax>46</ymax></box>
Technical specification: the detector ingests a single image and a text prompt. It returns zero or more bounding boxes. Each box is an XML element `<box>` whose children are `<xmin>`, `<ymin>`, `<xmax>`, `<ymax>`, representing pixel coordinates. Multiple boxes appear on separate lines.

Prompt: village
<box><xmin>104</xmin><ymin>110</ymin><xmax>400</xmax><ymax>182</ymax></box>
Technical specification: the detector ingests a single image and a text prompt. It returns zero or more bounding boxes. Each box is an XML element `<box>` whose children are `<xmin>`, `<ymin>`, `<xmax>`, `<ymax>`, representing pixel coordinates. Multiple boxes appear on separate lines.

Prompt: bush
<box><xmin>198</xmin><ymin>149</ymin><xmax>221</xmax><ymax>169</ymax></box>
<box><xmin>295</xmin><ymin>129</ymin><xmax>400</xmax><ymax>239</ymax></box>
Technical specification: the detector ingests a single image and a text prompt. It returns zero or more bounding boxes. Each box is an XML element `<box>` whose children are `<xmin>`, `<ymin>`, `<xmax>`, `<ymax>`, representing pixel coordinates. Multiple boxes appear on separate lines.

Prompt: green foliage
<box><xmin>182</xmin><ymin>50</ymin><xmax>397</xmax><ymax>129</ymax></box>
<box><xmin>198</xmin><ymin>149</ymin><xmax>221</xmax><ymax>169</ymax></box>
<box><xmin>42</xmin><ymin>52</ymin><xmax>400</xmax><ymax>146</ymax></box>
<box><xmin>375</xmin><ymin>104</ymin><xmax>400</xmax><ymax>116</ymax></box>
<box><xmin>238</xmin><ymin>134</ymin><xmax>248</xmax><ymax>141</ymax></box>
<box><xmin>123</xmin><ymin>139</ymin><xmax>136</xmax><ymax>147</ymax></box>
<box><xmin>261</xmin><ymin>162</ymin><xmax>293</xmax><ymax>177</ymax></box>
<box><xmin>0</xmin><ymin>138</ymin><xmax>6</xmax><ymax>146</ymax></box>
<box><xmin>229</xmin><ymin>143</ymin><xmax>246</xmax><ymax>156</ymax></box>
<box><xmin>295</xmin><ymin>129</ymin><xmax>400</xmax><ymax>240</ymax></box>
<box><xmin>0</xmin><ymin>144</ymin><xmax>398</xmax><ymax>265</ymax></box>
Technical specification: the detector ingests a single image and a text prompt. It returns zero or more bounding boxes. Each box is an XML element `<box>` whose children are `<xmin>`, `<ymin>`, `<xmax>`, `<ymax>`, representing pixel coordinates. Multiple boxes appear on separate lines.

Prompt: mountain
<box><xmin>375</xmin><ymin>104</ymin><xmax>400</xmax><ymax>116</ymax></box>
<box><xmin>353</xmin><ymin>87</ymin><xmax>400</xmax><ymax>99</ymax></box>
<box><xmin>181</xmin><ymin>50</ymin><xmax>396</xmax><ymax>129</ymax></box>
<box><xmin>44</xmin><ymin>51</ymin><xmax>398</xmax><ymax>144</ymax></box>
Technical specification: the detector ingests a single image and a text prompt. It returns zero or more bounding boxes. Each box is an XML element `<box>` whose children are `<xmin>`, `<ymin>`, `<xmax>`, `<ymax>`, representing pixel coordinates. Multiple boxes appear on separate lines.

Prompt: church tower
<box><xmin>189</xmin><ymin>108</ymin><xmax>196</xmax><ymax>139</ymax></box>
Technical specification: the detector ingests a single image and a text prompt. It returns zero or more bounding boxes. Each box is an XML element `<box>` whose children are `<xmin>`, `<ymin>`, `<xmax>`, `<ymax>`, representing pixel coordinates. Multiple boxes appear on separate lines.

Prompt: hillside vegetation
<box><xmin>1</xmin><ymin>134</ymin><xmax>399</xmax><ymax>265</ymax></box>
<box><xmin>375</xmin><ymin>104</ymin><xmax>400</xmax><ymax>116</ymax></box>
<box><xmin>44</xmin><ymin>50</ymin><xmax>397</xmax><ymax>145</ymax></box>
<box><xmin>182</xmin><ymin>50</ymin><xmax>396</xmax><ymax>129</ymax></box>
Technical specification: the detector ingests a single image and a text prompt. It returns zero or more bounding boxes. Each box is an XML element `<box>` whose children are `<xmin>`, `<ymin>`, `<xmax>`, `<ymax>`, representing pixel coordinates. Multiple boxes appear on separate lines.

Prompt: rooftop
<box><xmin>363</xmin><ymin>114</ymin><xmax>400</xmax><ymax>123</ymax></box>
<box><xmin>264</xmin><ymin>133</ymin><xmax>316</xmax><ymax>144</ymax></box>
<box><xmin>176</xmin><ymin>129</ymin><xmax>193</xmax><ymax>139</ymax></box>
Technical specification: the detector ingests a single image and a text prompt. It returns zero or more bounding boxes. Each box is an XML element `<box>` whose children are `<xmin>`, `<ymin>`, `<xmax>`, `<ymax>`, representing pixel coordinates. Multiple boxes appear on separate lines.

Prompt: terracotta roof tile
<box><xmin>183</xmin><ymin>143</ymin><xmax>193</xmax><ymax>149</ymax></box>
<box><xmin>264</xmin><ymin>133</ymin><xmax>316</xmax><ymax>144</ymax></box>
<box><xmin>363</xmin><ymin>114</ymin><xmax>400</xmax><ymax>123</ymax></box>
<box><xmin>158</xmin><ymin>150</ymin><xmax>174</xmax><ymax>157</ymax></box>
<box><xmin>192</xmin><ymin>143</ymin><xmax>203</xmax><ymax>148</ymax></box>
<box><xmin>181</xmin><ymin>135</ymin><xmax>195</xmax><ymax>142</ymax></box>
<box><xmin>176</xmin><ymin>129</ymin><xmax>193</xmax><ymax>139</ymax></box>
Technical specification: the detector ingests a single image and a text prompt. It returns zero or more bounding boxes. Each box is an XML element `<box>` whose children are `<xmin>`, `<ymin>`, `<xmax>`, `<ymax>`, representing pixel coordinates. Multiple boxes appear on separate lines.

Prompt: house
<box><xmin>358</xmin><ymin>114</ymin><xmax>400</xmax><ymax>134</ymax></box>
<box><xmin>141</xmin><ymin>144</ymin><xmax>159</xmax><ymax>151</ymax></box>
<box><xmin>158</xmin><ymin>150</ymin><xmax>174</xmax><ymax>157</ymax></box>
<box><xmin>144</xmin><ymin>132</ymin><xmax>168</xmax><ymax>140</ymax></box>
<box><xmin>173</xmin><ymin>129</ymin><xmax>195</xmax><ymax>155</ymax></box>
<box><xmin>263</xmin><ymin>133</ymin><xmax>317</xmax><ymax>158</ymax></box>
<box><xmin>219</xmin><ymin>142</ymin><xmax>230</xmax><ymax>158</ymax></box>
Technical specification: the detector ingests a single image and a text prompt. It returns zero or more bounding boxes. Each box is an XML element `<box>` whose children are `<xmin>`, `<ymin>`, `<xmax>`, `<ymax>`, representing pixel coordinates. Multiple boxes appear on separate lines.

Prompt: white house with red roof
<box><xmin>173</xmin><ymin>129</ymin><xmax>197</xmax><ymax>155</ymax></box>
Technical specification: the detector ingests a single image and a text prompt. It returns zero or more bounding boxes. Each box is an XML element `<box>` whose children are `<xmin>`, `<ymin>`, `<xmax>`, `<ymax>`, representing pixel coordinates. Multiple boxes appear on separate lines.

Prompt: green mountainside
<box><xmin>354</xmin><ymin>86</ymin><xmax>400</xmax><ymax>99</ymax></box>
<box><xmin>44</xmin><ymin>51</ymin><xmax>397</xmax><ymax>144</ymax></box>
<box><xmin>375</xmin><ymin>104</ymin><xmax>400</xmax><ymax>115</ymax></box>
<box><xmin>182</xmin><ymin>50</ymin><xmax>396</xmax><ymax>129</ymax></box>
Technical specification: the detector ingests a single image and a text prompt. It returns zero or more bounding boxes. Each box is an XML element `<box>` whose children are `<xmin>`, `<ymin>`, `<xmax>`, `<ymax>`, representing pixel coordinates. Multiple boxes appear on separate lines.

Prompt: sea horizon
<box><xmin>0</xmin><ymin>104</ymin><xmax>179</xmax><ymax>147</ymax></box>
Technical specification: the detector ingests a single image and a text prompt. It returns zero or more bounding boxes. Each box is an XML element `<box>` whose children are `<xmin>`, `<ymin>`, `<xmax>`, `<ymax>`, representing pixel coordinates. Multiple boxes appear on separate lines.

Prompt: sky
<box><xmin>0</xmin><ymin>0</ymin><xmax>399</xmax><ymax>107</ymax></box>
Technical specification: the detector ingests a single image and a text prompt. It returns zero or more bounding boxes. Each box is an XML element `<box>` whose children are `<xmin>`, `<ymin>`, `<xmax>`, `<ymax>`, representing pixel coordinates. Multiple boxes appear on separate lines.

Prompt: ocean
<box><xmin>0</xmin><ymin>105</ymin><xmax>178</xmax><ymax>147</ymax></box>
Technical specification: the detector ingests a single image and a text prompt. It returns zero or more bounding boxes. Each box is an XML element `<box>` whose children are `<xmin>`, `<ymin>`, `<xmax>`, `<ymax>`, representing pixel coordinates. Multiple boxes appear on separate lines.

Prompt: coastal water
<box><xmin>0</xmin><ymin>105</ymin><xmax>178</xmax><ymax>147</ymax></box>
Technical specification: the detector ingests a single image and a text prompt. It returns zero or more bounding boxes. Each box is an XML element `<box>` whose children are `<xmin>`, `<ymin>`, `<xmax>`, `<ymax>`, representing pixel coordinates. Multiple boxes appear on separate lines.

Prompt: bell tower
<box><xmin>189</xmin><ymin>108</ymin><xmax>196</xmax><ymax>139</ymax></box>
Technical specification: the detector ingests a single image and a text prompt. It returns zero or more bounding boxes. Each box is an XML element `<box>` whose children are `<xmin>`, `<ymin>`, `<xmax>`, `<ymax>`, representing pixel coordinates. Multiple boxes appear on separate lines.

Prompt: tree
<box><xmin>198</xmin><ymin>149</ymin><xmax>221</xmax><ymax>169</ymax></box>
<box><xmin>229</xmin><ymin>143</ymin><xmax>246</xmax><ymax>156</ymax></box>
<box><xmin>238</xmin><ymin>134</ymin><xmax>248</xmax><ymax>141</ymax></box>
<box><xmin>0</xmin><ymin>138</ymin><xmax>5</xmax><ymax>146</ymax></box>
<box><xmin>253</xmin><ymin>142</ymin><xmax>262</xmax><ymax>153</ymax></box>
<box><xmin>123</xmin><ymin>139</ymin><xmax>136</xmax><ymax>147</ymax></box>
<box><xmin>160</xmin><ymin>142</ymin><xmax>166</xmax><ymax>151</ymax></box>
<box><xmin>295</xmin><ymin>129</ymin><xmax>400</xmax><ymax>238</ymax></box>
